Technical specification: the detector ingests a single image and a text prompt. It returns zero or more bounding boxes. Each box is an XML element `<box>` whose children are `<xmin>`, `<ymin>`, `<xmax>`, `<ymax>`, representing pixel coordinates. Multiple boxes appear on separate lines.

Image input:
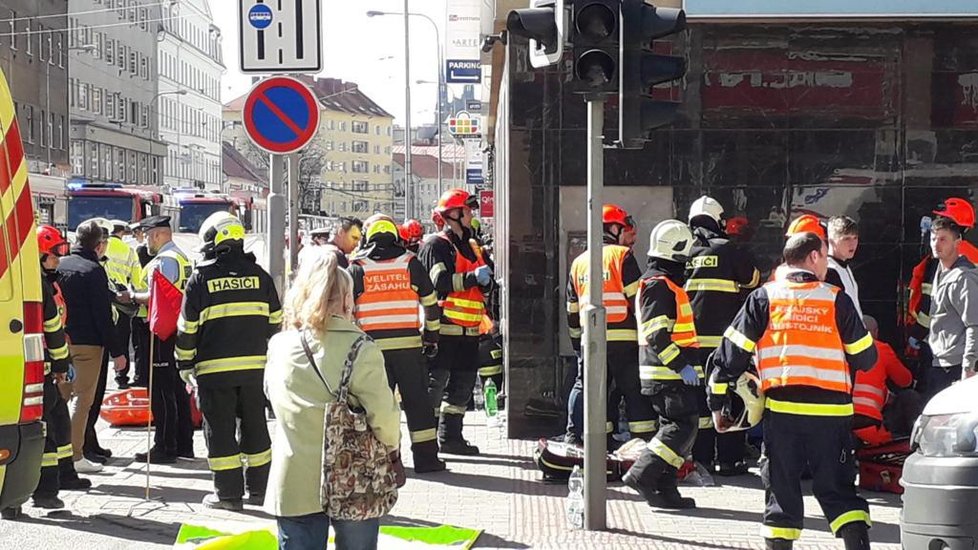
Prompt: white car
<box><xmin>902</xmin><ymin>375</ymin><xmax>978</xmax><ymax>549</ymax></box>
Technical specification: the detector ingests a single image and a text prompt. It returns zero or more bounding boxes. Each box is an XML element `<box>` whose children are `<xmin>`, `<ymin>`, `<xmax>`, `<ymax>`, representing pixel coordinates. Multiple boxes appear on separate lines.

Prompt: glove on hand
<box><xmin>679</xmin><ymin>365</ymin><xmax>701</xmax><ymax>386</ymax></box>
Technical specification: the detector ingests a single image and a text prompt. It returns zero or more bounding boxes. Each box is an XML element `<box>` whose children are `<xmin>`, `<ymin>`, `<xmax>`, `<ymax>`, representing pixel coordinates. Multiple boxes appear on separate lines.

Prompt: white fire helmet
<box><xmin>711</xmin><ymin>370</ymin><xmax>765</xmax><ymax>433</ymax></box>
<box><xmin>688</xmin><ymin>195</ymin><xmax>725</xmax><ymax>224</ymax></box>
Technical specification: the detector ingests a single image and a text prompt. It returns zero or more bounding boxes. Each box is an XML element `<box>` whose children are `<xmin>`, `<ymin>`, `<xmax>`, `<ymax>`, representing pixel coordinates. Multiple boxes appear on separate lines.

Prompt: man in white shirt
<box><xmin>825</xmin><ymin>215</ymin><xmax>864</xmax><ymax>319</ymax></box>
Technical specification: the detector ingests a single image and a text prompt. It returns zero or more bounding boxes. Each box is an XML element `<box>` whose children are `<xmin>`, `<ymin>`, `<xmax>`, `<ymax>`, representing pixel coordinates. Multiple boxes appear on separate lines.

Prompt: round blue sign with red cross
<box><xmin>243</xmin><ymin>76</ymin><xmax>321</xmax><ymax>155</ymax></box>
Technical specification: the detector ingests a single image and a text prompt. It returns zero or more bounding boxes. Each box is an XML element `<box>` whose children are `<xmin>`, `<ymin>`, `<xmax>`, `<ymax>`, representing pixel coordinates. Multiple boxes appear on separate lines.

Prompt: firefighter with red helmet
<box><xmin>419</xmin><ymin>189</ymin><xmax>492</xmax><ymax>455</ymax></box>
<box><xmin>33</xmin><ymin>225</ymin><xmax>91</xmax><ymax>509</ymax></box>
<box><xmin>400</xmin><ymin>219</ymin><xmax>425</xmax><ymax>253</ymax></box>
<box><xmin>907</xmin><ymin>199</ymin><xmax>978</xmax><ymax>375</ymax></box>
<box><xmin>564</xmin><ymin>204</ymin><xmax>655</xmax><ymax>445</ymax></box>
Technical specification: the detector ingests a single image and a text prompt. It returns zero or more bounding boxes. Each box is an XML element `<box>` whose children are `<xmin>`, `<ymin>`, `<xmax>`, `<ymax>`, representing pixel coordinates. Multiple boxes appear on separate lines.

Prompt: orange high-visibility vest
<box><xmin>638</xmin><ymin>275</ymin><xmax>700</xmax><ymax>381</ymax></box>
<box><xmin>570</xmin><ymin>245</ymin><xmax>630</xmax><ymax>324</ymax></box>
<box><xmin>353</xmin><ymin>254</ymin><xmax>421</xmax><ymax>333</ymax></box>
<box><xmin>439</xmin><ymin>235</ymin><xmax>486</xmax><ymax>328</ymax></box>
<box><xmin>757</xmin><ymin>280</ymin><xmax>851</xmax><ymax>394</ymax></box>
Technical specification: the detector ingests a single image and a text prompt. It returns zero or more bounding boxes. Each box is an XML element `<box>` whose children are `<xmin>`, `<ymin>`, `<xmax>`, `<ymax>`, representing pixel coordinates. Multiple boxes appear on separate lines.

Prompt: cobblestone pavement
<box><xmin>0</xmin><ymin>412</ymin><xmax>903</xmax><ymax>549</ymax></box>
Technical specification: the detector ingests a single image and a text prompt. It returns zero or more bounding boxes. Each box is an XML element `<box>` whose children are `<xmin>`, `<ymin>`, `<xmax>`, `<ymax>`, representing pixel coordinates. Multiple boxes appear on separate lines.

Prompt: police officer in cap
<box><xmin>175</xmin><ymin>212</ymin><xmax>282</xmax><ymax>510</ymax></box>
<box><xmin>127</xmin><ymin>215</ymin><xmax>195</xmax><ymax>464</ymax></box>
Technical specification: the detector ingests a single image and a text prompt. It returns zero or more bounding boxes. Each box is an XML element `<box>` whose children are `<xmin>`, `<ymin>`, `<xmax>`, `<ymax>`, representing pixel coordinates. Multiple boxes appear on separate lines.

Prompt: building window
<box><xmin>353</xmin><ymin>180</ymin><xmax>368</xmax><ymax>191</ymax></box>
<box><xmin>324</xmin><ymin>140</ymin><xmax>333</xmax><ymax>151</ymax></box>
<box><xmin>338</xmin><ymin>142</ymin><xmax>347</xmax><ymax>152</ymax></box>
<box><xmin>26</xmin><ymin>106</ymin><xmax>34</xmax><ymax>143</ymax></box>
<box><xmin>8</xmin><ymin>10</ymin><xmax>15</xmax><ymax>50</ymax></box>
<box><xmin>39</xmin><ymin>109</ymin><xmax>46</xmax><ymax>147</ymax></box>
<box><xmin>374</xmin><ymin>145</ymin><xmax>381</xmax><ymax>154</ymax></box>
<box><xmin>139</xmin><ymin>7</ymin><xmax>147</xmax><ymax>30</ymax></box>
<box><xmin>339</xmin><ymin>121</ymin><xmax>347</xmax><ymax>131</ymax></box>
<box><xmin>71</xmin><ymin>141</ymin><xmax>83</xmax><ymax>175</ymax></box>
<box><xmin>140</xmin><ymin>55</ymin><xmax>147</xmax><ymax>79</ymax></box>
<box><xmin>352</xmin><ymin>121</ymin><xmax>369</xmax><ymax>134</ymax></box>
<box><xmin>352</xmin><ymin>160</ymin><xmax>369</xmax><ymax>173</ymax></box>
<box><xmin>78</xmin><ymin>83</ymin><xmax>88</xmax><ymax>111</ymax></box>
<box><xmin>352</xmin><ymin>200</ymin><xmax>368</xmax><ymax>212</ymax></box>
<box><xmin>326</xmin><ymin>119</ymin><xmax>334</xmax><ymax>130</ymax></box>
<box><xmin>375</xmin><ymin>125</ymin><xmax>381</xmax><ymax>136</ymax></box>
<box><xmin>105</xmin><ymin>39</ymin><xmax>114</xmax><ymax>64</ymax></box>
<box><xmin>57</xmin><ymin>33</ymin><xmax>63</xmax><ymax>67</ymax></box>
<box><xmin>46</xmin><ymin>33</ymin><xmax>53</xmax><ymax>64</ymax></box>
<box><xmin>129</xmin><ymin>51</ymin><xmax>137</xmax><ymax>74</ymax></box>
<box><xmin>352</xmin><ymin>141</ymin><xmax>368</xmax><ymax>154</ymax></box>
<box><xmin>57</xmin><ymin>115</ymin><xmax>64</xmax><ymax>150</ymax></box>
<box><xmin>151</xmin><ymin>156</ymin><xmax>158</xmax><ymax>184</ymax></box>
<box><xmin>47</xmin><ymin>112</ymin><xmax>53</xmax><ymax>149</ymax></box>
<box><xmin>25</xmin><ymin>21</ymin><xmax>31</xmax><ymax>56</ymax></box>
<box><xmin>92</xmin><ymin>88</ymin><xmax>102</xmax><ymax>115</ymax></box>
<box><xmin>68</xmin><ymin>78</ymin><xmax>75</xmax><ymax>108</ymax></box>
<box><xmin>128</xmin><ymin>151</ymin><xmax>136</xmax><ymax>182</ymax></box>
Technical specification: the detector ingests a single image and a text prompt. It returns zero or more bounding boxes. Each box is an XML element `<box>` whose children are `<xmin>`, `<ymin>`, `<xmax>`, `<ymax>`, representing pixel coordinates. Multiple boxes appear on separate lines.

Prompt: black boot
<box><xmin>413</xmin><ymin>442</ymin><xmax>447</xmax><ymax>473</ymax></box>
<box><xmin>622</xmin><ymin>449</ymin><xmax>664</xmax><ymax>504</ymax></box>
<box><xmin>839</xmin><ymin>523</ymin><xmax>870</xmax><ymax>550</ymax></box>
<box><xmin>438</xmin><ymin>414</ymin><xmax>480</xmax><ymax>455</ymax></box>
<box><xmin>650</xmin><ymin>468</ymin><xmax>696</xmax><ymax>509</ymax></box>
<box><xmin>765</xmin><ymin>538</ymin><xmax>793</xmax><ymax>550</ymax></box>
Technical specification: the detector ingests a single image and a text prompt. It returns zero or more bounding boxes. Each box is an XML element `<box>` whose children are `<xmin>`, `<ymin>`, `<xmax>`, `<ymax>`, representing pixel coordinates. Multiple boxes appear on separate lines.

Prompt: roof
<box><xmin>392</xmin><ymin>153</ymin><xmax>455</xmax><ymax>180</ymax></box>
<box><xmin>391</xmin><ymin>144</ymin><xmax>465</xmax><ymax>162</ymax></box>
<box><xmin>222</xmin><ymin>142</ymin><xmax>265</xmax><ymax>183</ymax></box>
<box><xmin>223</xmin><ymin>76</ymin><xmax>393</xmax><ymax>119</ymax></box>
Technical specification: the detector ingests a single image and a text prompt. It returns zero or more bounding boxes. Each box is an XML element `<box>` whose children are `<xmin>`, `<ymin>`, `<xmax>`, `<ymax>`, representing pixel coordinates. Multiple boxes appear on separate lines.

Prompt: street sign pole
<box><xmin>268</xmin><ymin>154</ymin><xmax>286</xmax><ymax>297</ymax></box>
<box><xmin>583</xmin><ymin>97</ymin><xmax>607</xmax><ymax>531</ymax></box>
<box><xmin>287</xmin><ymin>154</ymin><xmax>300</xmax><ymax>275</ymax></box>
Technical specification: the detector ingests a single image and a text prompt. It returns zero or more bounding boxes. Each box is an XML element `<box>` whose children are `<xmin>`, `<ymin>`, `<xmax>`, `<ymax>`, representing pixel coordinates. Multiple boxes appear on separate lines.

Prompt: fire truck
<box><xmin>29</xmin><ymin>174</ymin><xmax>68</xmax><ymax>231</ymax></box>
<box><xmin>65</xmin><ymin>180</ymin><xmax>162</xmax><ymax>230</ymax></box>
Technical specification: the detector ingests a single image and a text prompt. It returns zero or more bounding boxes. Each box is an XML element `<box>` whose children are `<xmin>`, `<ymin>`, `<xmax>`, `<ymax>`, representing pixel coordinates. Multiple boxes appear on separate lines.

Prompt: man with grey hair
<box><xmin>825</xmin><ymin>216</ymin><xmax>863</xmax><ymax>319</ymax></box>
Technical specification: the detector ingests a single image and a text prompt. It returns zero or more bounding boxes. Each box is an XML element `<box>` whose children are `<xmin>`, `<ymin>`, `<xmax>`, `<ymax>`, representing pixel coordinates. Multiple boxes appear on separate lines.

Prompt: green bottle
<box><xmin>484</xmin><ymin>378</ymin><xmax>498</xmax><ymax>417</ymax></box>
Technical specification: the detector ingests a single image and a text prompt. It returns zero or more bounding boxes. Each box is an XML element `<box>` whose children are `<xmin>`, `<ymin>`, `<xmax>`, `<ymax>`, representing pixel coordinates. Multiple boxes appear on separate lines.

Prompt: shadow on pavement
<box><xmin>131</xmin><ymin>469</ymin><xmax>213</xmax><ymax>481</ymax></box>
<box><xmin>18</xmin><ymin>513</ymin><xmax>181</xmax><ymax>545</ymax></box>
<box><xmin>91</xmin><ymin>483</ymin><xmax>210</xmax><ymax>504</ymax></box>
<box><xmin>606</xmin><ymin>528</ymin><xmax>750</xmax><ymax>550</ymax></box>
<box><xmin>426</xmin><ymin>470</ymin><xmax>559</xmax><ymax>496</ymax></box>
<box><xmin>441</xmin><ymin>457</ymin><xmax>537</xmax><ymax>470</ymax></box>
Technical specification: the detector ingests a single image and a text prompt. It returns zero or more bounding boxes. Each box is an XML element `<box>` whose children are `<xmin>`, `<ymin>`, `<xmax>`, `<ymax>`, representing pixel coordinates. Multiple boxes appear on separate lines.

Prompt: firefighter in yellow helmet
<box><xmin>175</xmin><ymin>212</ymin><xmax>282</xmax><ymax>510</ymax></box>
<box><xmin>349</xmin><ymin>217</ymin><xmax>445</xmax><ymax>472</ymax></box>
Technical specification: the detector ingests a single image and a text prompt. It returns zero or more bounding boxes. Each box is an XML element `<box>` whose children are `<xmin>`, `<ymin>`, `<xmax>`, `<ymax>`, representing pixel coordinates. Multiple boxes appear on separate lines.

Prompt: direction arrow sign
<box><xmin>243</xmin><ymin>77</ymin><xmax>321</xmax><ymax>155</ymax></box>
<box><xmin>446</xmin><ymin>60</ymin><xmax>482</xmax><ymax>84</ymax></box>
<box><xmin>239</xmin><ymin>0</ymin><xmax>323</xmax><ymax>74</ymax></box>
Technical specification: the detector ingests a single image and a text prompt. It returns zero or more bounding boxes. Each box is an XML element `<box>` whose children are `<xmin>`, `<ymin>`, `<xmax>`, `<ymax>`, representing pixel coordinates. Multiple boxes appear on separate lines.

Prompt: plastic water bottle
<box><xmin>472</xmin><ymin>382</ymin><xmax>485</xmax><ymax>410</ymax></box>
<box><xmin>484</xmin><ymin>378</ymin><xmax>498</xmax><ymax>418</ymax></box>
<box><xmin>566</xmin><ymin>465</ymin><xmax>585</xmax><ymax>529</ymax></box>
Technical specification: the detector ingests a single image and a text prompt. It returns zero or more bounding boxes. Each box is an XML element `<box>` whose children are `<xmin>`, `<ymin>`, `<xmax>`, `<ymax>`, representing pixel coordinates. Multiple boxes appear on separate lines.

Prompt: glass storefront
<box><xmin>499</xmin><ymin>23</ymin><xmax>978</xmax><ymax>435</ymax></box>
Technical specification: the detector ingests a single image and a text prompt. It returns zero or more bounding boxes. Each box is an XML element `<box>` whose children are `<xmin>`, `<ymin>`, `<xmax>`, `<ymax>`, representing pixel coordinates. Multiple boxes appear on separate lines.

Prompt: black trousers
<box><xmin>151</xmin><ymin>337</ymin><xmax>195</xmax><ymax>456</ymax></box>
<box><xmin>646</xmin><ymin>382</ymin><xmax>699</xmax><ymax>471</ymax></box>
<box><xmin>922</xmin><ymin>365</ymin><xmax>962</xmax><ymax>403</ymax></box>
<box><xmin>83</xmin><ymin>350</ymin><xmax>109</xmax><ymax>454</ymax></box>
<box><xmin>35</xmin><ymin>377</ymin><xmax>74</xmax><ymax>498</ymax></box>
<box><xmin>428</xmin><ymin>335</ymin><xmax>479</xmax><ymax>443</ymax></box>
<box><xmin>113</xmin><ymin>312</ymin><xmax>133</xmax><ymax>385</ymax></box>
<box><xmin>198</xmin><ymin>382</ymin><xmax>271</xmax><ymax>501</ymax></box>
<box><xmin>760</xmin><ymin>411</ymin><xmax>869</xmax><ymax>541</ymax></box>
<box><xmin>566</xmin><ymin>343</ymin><xmax>656</xmax><ymax>441</ymax></box>
<box><xmin>383</xmin><ymin>348</ymin><xmax>438</xmax><ymax>457</ymax></box>
<box><xmin>130</xmin><ymin>317</ymin><xmax>150</xmax><ymax>387</ymax></box>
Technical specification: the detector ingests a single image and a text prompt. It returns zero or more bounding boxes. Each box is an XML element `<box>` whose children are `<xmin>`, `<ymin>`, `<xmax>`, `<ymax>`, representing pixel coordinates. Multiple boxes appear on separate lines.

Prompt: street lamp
<box><xmin>367</xmin><ymin>7</ymin><xmax>445</xmax><ymax>217</ymax></box>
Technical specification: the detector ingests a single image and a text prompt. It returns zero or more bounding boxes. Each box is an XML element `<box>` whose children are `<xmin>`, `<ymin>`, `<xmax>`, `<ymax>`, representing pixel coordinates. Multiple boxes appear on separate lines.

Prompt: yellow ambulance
<box><xmin>0</xmin><ymin>65</ymin><xmax>45</xmax><ymax>520</ymax></box>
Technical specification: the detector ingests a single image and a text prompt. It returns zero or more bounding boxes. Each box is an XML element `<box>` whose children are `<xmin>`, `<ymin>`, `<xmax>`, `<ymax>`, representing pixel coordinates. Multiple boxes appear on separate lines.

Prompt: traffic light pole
<box><xmin>268</xmin><ymin>154</ymin><xmax>286</xmax><ymax>298</ymax></box>
<box><xmin>287</xmin><ymin>154</ymin><xmax>300</xmax><ymax>275</ymax></box>
<box><xmin>582</xmin><ymin>97</ymin><xmax>608</xmax><ymax>531</ymax></box>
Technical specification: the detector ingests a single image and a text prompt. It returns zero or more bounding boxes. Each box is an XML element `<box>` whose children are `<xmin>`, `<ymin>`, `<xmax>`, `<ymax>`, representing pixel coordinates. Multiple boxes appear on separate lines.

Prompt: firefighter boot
<box><xmin>651</xmin><ymin>466</ymin><xmax>696</xmax><ymax>509</ymax></box>
<box><xmin>765</xmin><ymin>539</ymin><xmax>793</xmax><ymax>550</ymax></box>
<box><xmin>438</xmin><ymin>414</ymin><xmax>480</xmax><ymax>455</ymax></box>
<box><xmin>839</xmin><ymin>522</ymin><xmax>871</xmax><ymax>550</ymax></box>
<box><xmin>413</xmin><ymin>441</ymin><xmax>447</xmax><ymax>473</ymax></box>
<box><xmin>622</xmin><ymin>449</ymin><xmax>664</xmax><ymax>504</ymax></box>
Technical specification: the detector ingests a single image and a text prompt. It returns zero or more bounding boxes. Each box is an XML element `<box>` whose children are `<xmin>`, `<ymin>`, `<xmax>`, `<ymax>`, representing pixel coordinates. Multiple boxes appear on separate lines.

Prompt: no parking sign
<box><xmin>242</xmin><ymin>76</ymin><xmax>321</xmax><ymax>155</ymax></box>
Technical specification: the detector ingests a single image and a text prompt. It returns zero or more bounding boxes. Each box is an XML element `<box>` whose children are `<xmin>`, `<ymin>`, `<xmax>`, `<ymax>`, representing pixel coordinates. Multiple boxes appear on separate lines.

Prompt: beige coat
<box><xmin>263</xmin><ymin>316</ymin><xmax>401</xmax><ymax>518</ymax></box>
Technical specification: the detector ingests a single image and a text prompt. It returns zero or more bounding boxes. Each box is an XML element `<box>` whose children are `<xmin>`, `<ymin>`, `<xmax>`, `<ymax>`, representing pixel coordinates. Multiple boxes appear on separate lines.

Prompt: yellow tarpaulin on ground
<box><xmin>174</xmin><ymin>522</ymin><xmax>482</xmax><ymax>549</ymax></box>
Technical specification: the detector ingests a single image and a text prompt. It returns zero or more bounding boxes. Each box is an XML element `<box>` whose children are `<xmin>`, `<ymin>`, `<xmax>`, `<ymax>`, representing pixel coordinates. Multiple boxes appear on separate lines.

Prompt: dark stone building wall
<box><xmin>498</xmin><ymin>23</ymin><xmax>978</xmax><ymax>437</ymax></box>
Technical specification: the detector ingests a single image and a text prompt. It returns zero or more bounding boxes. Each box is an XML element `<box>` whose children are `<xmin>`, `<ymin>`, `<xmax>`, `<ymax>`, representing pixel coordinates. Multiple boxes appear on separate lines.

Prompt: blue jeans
<box><xmin>277</xmin><ymin>513</ymin><xmax>379</xmax><ymax>550</ymax></box>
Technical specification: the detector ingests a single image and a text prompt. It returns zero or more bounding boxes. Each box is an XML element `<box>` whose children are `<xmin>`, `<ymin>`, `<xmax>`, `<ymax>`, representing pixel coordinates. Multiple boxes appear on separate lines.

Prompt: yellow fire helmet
<box><xmin>199</xmin><ymin>211</ymin><xmax>245</xmax><ymax>253</ymax></box>
<box><xmin>711</xmin><ymin>370</ymin><xmax>765</xmax><ymax>433</ymax></box>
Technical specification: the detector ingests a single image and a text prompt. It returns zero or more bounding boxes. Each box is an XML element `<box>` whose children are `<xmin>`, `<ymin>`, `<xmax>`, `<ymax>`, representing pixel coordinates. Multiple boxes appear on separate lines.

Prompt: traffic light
<box><xmin>506</xmin><ymin>0</ymin><xmax>565</xmax><ymax>69</ymax></box>
<box><xmin>572</xmin><ymin>0</ymin><xmax>621</xmax><ymax>94</ymax></box>
<box><xmin>618</xmin><ymin>0</ymin><xmax>686</xmax><ymax>149</ymax></box>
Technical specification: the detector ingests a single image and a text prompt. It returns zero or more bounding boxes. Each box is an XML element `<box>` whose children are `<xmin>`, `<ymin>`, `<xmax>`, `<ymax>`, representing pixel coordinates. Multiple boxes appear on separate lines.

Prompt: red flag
<box><xmin>149</xmin><ymin>268</ymin><xmax>182</xmax><ymax>341</ymax></box>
